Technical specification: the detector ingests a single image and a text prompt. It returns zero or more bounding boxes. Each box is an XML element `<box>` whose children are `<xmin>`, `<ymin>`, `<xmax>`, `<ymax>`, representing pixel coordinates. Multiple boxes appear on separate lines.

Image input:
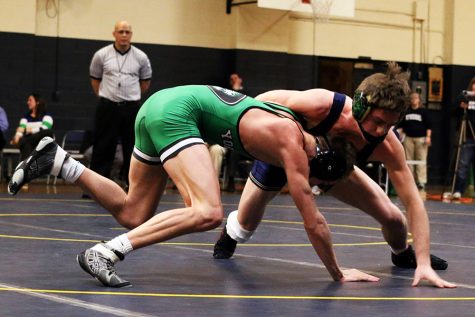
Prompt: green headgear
<box><xmin>352</xmin><ymin>90</ymin><xmax>373</xmax><ymax>122</ymax></box>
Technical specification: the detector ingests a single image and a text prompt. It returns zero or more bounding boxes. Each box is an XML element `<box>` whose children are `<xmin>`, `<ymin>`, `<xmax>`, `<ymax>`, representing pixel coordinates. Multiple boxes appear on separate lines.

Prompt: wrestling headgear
<box><xmin>352</xmin><ymin>90</ymin><xmax>373</xmax><ymax>122</ymax></box>
<box><xmin>353</xmin><ymin>90</ymin><xmax>405</xmax><ymax>124</ymax></box>
<box><xmin>309</xmin><ymin>136</ymin><xmax>348</xmax><ymax>182</ymax></box>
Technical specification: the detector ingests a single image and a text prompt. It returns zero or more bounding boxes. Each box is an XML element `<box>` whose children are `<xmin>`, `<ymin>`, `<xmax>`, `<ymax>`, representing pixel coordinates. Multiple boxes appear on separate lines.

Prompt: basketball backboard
<box><xmin>257</xmin><ymin>0</ymin><xmax>355</xmax><ymax>18</ymax></box>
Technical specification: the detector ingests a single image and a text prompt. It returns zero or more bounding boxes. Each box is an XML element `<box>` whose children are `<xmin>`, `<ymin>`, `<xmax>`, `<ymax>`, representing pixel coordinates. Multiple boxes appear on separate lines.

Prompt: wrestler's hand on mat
<box><xmin>412</xmin><ymin>266</ymin><xmax>457</xmax><ymax>288</ymax></box>
<box><xmin>340</xmin><ymin>269</ymin><xmax>380</xmax><ymax>282</ymax></box>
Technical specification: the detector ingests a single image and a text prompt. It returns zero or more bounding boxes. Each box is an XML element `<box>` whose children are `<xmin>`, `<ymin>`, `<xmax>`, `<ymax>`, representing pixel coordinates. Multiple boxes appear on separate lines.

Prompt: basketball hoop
<box><xmin>300</xmin><ymin>0</ymin><xmax>333</xmax><ymax>22</ymax></box>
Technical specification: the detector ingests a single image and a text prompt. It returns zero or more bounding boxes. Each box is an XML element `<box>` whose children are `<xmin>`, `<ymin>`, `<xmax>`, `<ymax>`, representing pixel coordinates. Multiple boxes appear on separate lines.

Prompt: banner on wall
<box><xmin>428</xmin><ymin>67</ymin><xmax>443</xmax><ymax>102</ymax></box>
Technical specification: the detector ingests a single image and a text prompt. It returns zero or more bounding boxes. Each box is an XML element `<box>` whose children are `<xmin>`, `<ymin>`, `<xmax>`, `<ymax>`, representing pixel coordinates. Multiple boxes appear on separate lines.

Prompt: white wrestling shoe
<box><xmin>8</xmin><ymin>137</ymin><xmax>68</xmax><ymax>195</ymax></box>
<box><xmin>77</xmin><ymin>243</ymin><xmax>131</xmax><ymax>288</ymax></box>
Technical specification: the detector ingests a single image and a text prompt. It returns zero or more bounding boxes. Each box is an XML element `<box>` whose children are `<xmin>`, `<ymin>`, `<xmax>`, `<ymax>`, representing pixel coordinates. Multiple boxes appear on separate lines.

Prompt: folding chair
<box><xmin>61</xmin><ymin>130</ymin><xmax>88</xmax><ymax>160</ymax></box>
<box><xmin>53</xmin><ymin>130</ymin><xmax>88</xmax><ymax>185</ymax></box>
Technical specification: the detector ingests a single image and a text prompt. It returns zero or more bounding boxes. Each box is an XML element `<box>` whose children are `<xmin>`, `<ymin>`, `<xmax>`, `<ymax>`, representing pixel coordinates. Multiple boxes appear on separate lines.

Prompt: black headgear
<box><xmin>309</xmin><ymin>136</ymin><xmax>347</xmax><ymax>182</ymax></box>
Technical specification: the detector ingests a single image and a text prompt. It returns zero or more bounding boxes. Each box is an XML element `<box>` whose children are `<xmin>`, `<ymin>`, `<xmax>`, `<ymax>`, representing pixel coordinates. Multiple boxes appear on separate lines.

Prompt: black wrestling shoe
<box><xmin>391</xmin><ymin>245</ymin><xmax>448</xmax><ymax>270</ymax></box>
<box><xmin>8</xmin><ymin>137</ymin><xmax>68</xmax><ymax>195</ymax></box>
<box><xmin>77</xmin><ymin>243</ymin><xmax>131</xmax><ymax>288</ymax></box>
<box><xmin>213</xmin><ymin>227</ymin><xmax>237</xmax><ymax>259</ymax></box>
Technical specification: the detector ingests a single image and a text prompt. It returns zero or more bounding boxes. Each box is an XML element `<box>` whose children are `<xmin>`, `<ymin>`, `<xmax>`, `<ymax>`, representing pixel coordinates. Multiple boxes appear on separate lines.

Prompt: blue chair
<box><xmin>53</xmin><ymin>130</ymin><xmax>88</xmax><ymax>185</ymax></box>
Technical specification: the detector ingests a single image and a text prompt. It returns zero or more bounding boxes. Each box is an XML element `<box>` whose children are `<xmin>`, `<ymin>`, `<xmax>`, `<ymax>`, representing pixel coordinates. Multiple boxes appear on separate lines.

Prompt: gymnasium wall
<box><xmin>1</xmin><ymin>0</ymin><xmax>475</xmax><ymax>185</ymax></box>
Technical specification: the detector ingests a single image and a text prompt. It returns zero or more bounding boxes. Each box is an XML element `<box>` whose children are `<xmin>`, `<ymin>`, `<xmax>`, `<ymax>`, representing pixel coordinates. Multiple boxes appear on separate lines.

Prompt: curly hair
<box><xmin>356</xmin><ymin>61</ymin><xmax>411</xmax><ymax>114</ymax></box>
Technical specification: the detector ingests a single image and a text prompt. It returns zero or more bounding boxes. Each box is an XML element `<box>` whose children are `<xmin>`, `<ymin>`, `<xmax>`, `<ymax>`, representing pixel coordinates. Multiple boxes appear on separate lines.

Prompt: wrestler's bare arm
<box><xmin>371</xmin><ymin>134</ymin><xmax>456</xmax><ymax>288</ymax></box>
<box><xmin>278</xmin><ymin>128</ymin><xmax>378</xmax><ymax>282</ymax></box>
<box><xmin>278</xmin><ymin>134</ymin><xmax>343</xmax><ymax>280</ymax></box>
<box><xmin>371</xmin><ymin>133</ymin><xmax>430</xmax><ymax>263</ymax></box>
<box><xmin>255</xmin><ymin>90</ymin><xmax>296</xmax><ymax>104</ymax></box>
<box><xmin>256</xmin><ymin>89</ymin><xmax>336</xmax><ymax>127</ymax></box>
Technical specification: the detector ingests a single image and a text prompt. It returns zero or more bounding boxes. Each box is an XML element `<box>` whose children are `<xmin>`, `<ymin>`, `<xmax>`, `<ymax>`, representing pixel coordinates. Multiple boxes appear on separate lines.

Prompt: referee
<box><xmin>89</xmin><ymin>20</ymin><xmax>152</xmax><ymax>188</ymax></box>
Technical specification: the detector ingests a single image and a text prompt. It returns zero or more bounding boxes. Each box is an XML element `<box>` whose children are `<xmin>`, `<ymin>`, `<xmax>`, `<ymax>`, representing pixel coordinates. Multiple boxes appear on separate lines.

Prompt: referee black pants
<box><xmin>90</xmin><ymin>98</ymin><xmax>140</xmax><ymax>184</ymax></box>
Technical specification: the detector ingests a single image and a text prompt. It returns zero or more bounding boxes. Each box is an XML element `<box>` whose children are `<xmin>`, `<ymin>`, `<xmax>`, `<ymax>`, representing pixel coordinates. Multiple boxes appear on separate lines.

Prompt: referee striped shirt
<box><xmin>90</xmin><ymin>44</ymin><xmax>152</xmax><ymax>102</ymax></box>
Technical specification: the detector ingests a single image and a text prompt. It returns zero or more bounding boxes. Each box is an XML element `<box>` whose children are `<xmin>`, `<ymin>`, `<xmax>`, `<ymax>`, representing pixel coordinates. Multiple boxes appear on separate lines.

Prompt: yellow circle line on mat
<box><xmin>110</xmin><ymin>224</ymin><xmax>388</xmax><ymax>233</ymax></box>
<box><xmin>262</xmin><ymin>219</ymin><xmax>381</xmax><ymax>231</ymax></box>
<box><xmin>0</xmin><ymin>197</ymin><xmax>356</xmax><ymax>210</ymax></box>
<box><xmin>0</xmin><ymin>214</ymin><xmax>386</xmax><ymax>233</ymax></box>
<box><xmin>0</xmin><ymin>234</ymin><xmax>100</xmax><ymax>243</ymax></box>
<box><xmin>160</xmin><ymin>241</ymin><xmax>390</xmax><ymax>247</ymax></box>
<box><xmin>261</xmin><ymin>220</ymin><xmax>412</xmax><ymax>236</ymax></box>
<box><xmin>0</xmin><ymin>198</ymin><xmax>93</xmax><ymax>203</ymax></box>
<box><xmin>0</xmin><ymin>234</ymin><xmax>404</xmax><ymax>247</ymax></box>
<box><xmin>0</xmin><ymin>287</ymin><xmax>472</xmax><ymax>301</ymax></box>
<box><xmin>0</xmin><ymin>213</ymin><xmax>109</xmax><ymax>217</ymax></box>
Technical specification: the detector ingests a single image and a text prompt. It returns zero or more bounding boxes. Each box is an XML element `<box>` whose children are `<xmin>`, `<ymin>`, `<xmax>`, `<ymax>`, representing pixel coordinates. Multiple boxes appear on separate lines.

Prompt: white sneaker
<box><xmin>311</xmin><ymin>185</ymin><xmax>322</xmax><ymax>196</ymax></box>
<box><xmin>452</xmin><ymin>192</ymin><xmax>462</xmax><ymax>199</ymax></box>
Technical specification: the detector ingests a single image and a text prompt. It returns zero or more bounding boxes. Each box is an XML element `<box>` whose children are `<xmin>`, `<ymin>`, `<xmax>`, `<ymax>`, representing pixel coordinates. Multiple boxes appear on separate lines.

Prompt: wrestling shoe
<box><xmin>391</xmin><ymin>245</ymin><xmax>448</xmax><ymax>270</ymax></box>
<box><xmin>452</xmin><ymin>192</ymin><xmax>462</xmax><ymax>200</ymax></box>
<box><xmin>8</xmin><ymin>137</ymin><xmax>68</xmax><ymax>195</ymax></box>
<box><xmin>213</xmin><ymin>227</ymin><xmax>238</xmax><ymax>259</ymax></box>
<box><xmin>77</xmin><ymin>243</ymin><xmax>131</xmax><ymax>288</ymax></box>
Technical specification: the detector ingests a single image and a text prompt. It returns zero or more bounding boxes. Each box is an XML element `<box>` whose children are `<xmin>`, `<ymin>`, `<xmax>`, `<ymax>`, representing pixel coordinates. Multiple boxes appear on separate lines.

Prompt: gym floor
<box><xmin>0</xmin><ymin>183</ymin><xmax>474</xmax><ymax>317</ymax></box>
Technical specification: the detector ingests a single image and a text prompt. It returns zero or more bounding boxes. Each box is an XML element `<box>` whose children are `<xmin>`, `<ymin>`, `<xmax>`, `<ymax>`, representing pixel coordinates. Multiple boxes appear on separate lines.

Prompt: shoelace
<box><xmin>28</xmin><ymin>162</ymin><xmax>39</xmax><ymax>177</ymax></box>
<box><xmin>88</xmin><ymin>251</ymin><xmax>117</xmax><ymax>275</ymax></box>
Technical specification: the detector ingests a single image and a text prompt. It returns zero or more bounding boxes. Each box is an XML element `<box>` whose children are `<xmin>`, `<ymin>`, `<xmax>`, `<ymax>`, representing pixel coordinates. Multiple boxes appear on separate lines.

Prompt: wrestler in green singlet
<box><xmin>133</xmin><ymin>85</ymin><xmax>299</xmax><ymax>164</ymax></box>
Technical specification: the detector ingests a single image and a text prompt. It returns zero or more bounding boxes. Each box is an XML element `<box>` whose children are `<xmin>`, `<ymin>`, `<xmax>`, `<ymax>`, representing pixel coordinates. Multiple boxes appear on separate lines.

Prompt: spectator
<box><xmin>89</xmin><ymin>20</ymin><xmax>152</xmax><ymax>188</ymax></box>
<box><xmin>224</xmin><ymin>73</ymin><xmax>252</xmax><ymax>192</ymax></box>
<box><xmin>0</xmin><ymin>105</ymin><xmax>9</xmax><ymax>151</ymax></box>
<box><xmin>208</xmin><ymin>143</ymin><xmax>226</xmax><ymax>176</ymax></box>
<box><xmin>397</xmin><ymin>91</ymin><xmax>432</xmax><ymax>191</ymax></box>
<box><xmin>229</xmin><ymin>73</ymin><xmax>246</xmax><ymax>93</ymax></box>
<box><xmin>10</xmin><ymin>93</ymin><xmax>53</xmax><ymax>160</ymax></box>
<box><xmin>452</xmin><ymin>77</ymin><xmax>475</xmax><ymax>199</ymax></box>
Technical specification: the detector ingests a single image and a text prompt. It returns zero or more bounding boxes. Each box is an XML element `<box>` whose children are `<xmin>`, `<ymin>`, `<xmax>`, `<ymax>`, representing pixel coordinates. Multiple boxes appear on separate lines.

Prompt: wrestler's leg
<box><xmin>328</xmin><ymin>166</ymin><xmax>408</xmax><ymax>251</ymax></box>
<box><xmin>76</xmin><ymin>157</ymin><xmax>168</xmax><ymax>229</ymax></box>
<box><xmin>78</xmin><ymin>144</ymin><xmax>223</xmax><ymax>287</ymax></box>
<box><xmin>329</xmin><ymin>166</ymin><xmax>447</xmax><ymax>270</ymax></box>
<box><xmin>213</xmin><ymin>159</ymin><xmax>286</xmax><ymax>259</ymax></box>
<box><xmin>237</xmin><ymin>178</ymin><xmax>279</xmax><ymax>230</ymax></box>
<box><xmin>127</xmin><ymin>144</ymin><xmax>223</xmax><ymax>247</ymax></box>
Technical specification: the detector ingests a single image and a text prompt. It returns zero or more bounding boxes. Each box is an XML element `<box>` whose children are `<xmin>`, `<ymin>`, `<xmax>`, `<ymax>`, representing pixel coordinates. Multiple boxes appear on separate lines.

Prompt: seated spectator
<box><xmin>10</xmin><ymin>93</ymin><xmax>54</xmax><ymax>160</ymax></box>
<box><xmin>0</xmin><ymin>105</ymin><xmax>9</xmax><ymax>151</ymax></box>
